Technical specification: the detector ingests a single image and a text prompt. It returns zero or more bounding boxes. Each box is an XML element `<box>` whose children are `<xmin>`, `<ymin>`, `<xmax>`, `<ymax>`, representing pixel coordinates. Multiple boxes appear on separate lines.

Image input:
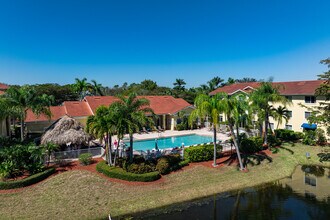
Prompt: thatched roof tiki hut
<box><xmin>41</xmin><ymin>116</ymin><xmax>90</xmax><ymax>149</ymax></box>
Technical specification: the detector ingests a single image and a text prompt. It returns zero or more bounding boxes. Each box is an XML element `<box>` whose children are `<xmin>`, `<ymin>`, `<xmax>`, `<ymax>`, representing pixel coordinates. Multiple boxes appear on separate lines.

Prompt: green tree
<box><xmin>90</xmin><ymin>80</ymin><xmax>104</xmax><ymax>96</ymax></box>
<box><xmin>110</xmin><ymin>93</ymin><xmax>154</xmax><ymax>162</ymax></box>
<box><xmin>42</xmin><ymin>142</ymin><xmax>59</xmax><ymax>166</ymax></box>
<box><xmin>140</xmin><ymin>79</ymin><xmax>158</xmax><ymax>91</ymax></box>
<box><xmin>308</xmin><ymin>58</ymin><xmax>330</xmax><ymax>135</ymax></box>
<box><xmin>219</xmin><ymin>93</ymin><xmax>247</xmax><ymax>170</ymax></box>
<box><xmin>250</xmin><ymin>82</ymin><xmax>289</xmax><ymax>146</ymax></box>
<box><xmin>86</xmin><ymin>105</ymin><xmax>117</xmax><ymax>166</ymax></box>
<box><xmin>189</xmin><ymin>94</ymin><xmax>223</xmax><ymax>167</ymax></box>
<box><xmin>73</xmin><ymin>78</ymin><xmax>91</xmax><ymax>100</ymax></box>
<box><xmin>272</xmin><ymin>106</ymin><xmax>291</xmax><ymax>129</ymax></box>
<box><xmin>173</xmin><ymin>78</ymin><xmax>186</xmax><ymax>91</ymax></box>
<box><xmin>5</xmin><ymin>86</ymin><xmax>54</xmax><ymax>141</ymax></box>
<box><xmin>207</xmin><ymin>76</ymin><xmax>224</xmax><ymax>91</ymax></box>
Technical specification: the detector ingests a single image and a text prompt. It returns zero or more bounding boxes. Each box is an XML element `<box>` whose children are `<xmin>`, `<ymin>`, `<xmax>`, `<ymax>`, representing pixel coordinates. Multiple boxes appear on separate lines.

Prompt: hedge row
<box><xmin>96</xmin><ymin>161</ymin><xmax>161</xmax><ymax>182</ymax></box>
<box><xmin>184</xmin><ymin>144</ymin><xmax>222</xmax><ymax>162</ymax></box>
<box><xmin>0</xmin><ymin>167</ymin><xmax>56</xmax><ymax>190</ymax></box>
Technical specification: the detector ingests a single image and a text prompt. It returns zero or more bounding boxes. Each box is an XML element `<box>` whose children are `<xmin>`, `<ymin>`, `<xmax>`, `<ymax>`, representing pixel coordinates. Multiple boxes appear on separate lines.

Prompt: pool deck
<box><xmin>131</xmin><ymin>128</ymin><xmax>230</xmax><ymax>142</ymax></box>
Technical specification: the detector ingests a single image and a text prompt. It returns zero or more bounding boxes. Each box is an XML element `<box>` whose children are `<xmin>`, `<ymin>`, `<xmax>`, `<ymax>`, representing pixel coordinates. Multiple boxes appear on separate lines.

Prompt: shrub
<box><xmin>275</xmin><ymin>129</ymin><xmax>301</xmax><ymax>141</ymax></box>
<box><xmin>156</xmin><ymin>157</ymin><xmax>170</xmax><ymax>174</ymax></box>
<box><xmin>178</xmin><ymin>159</ymin><xmax>189</xmax><ymax>167</ymax></box>
<box><xmin>303</xmin><ymin>130</ymin><xmax>316</xmax><ymax>146</ymax></box>
<box><xmin>156</xmin><ymin>154</ymin><xmax>188</xmax><ymax>174</ymax></box>
<box><xmin>96</xmin><ymin>161</ymin><xmax>160</xmax><ymax>182</ymax></box>
<box><xmin>240</xmin><ymin>138</ymin><xmax>263</xmax><ymax>154</ymax></box>
<box><xmin>184</xmin><ymin>144</ymin><xmax>222</xmax><ymax>162</ymax></box>
<box><xmin>267</xmin><ymin>135</ymin><xmax>282</xmax><ymax>148</ymax></box>
<box><xmin>0</xmin><ymin>168</ymin><xmax>55</xmax><ymax>190</ymax></box>
<box><xmin>126</xmin><ymin>163</ymin><xmax>155</xmax><ymax>174</ymax></box>
<box><xmin>316</xmin><ymin>129</ymin><xmax>327</xmax><ymax>145</ymax></box>
<box><xmin>79</xmin><ymin>153</ymin><xmax>93</xmax><ymax>166</ymax></box>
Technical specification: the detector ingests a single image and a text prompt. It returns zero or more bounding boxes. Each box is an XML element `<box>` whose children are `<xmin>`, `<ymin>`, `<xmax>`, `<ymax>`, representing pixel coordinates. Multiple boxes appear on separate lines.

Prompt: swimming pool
<box><xmin>131</xmin><ymin>134</ymin><xmax>213</xmax><ymax>151</ymax></box>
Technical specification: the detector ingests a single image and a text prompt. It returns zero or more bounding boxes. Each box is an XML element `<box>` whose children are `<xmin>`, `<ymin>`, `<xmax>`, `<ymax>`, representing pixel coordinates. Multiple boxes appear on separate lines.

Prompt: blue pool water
<box><xmin>131</xmin><ymin>134</ymin><xmax>213</xmax><ymax>151</ymax></box>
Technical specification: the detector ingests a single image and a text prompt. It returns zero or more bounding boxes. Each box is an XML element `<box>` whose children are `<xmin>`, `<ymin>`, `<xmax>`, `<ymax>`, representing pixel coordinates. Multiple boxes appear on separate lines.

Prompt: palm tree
<box><xmin>219</xmin><ymin>93</ymin><xmax>246</xmax><ymax>170</ymax></box>
<box><xmin>90</xmin><ymin>79</ymin><xmax>104</xmax><ymax>96</ymax></box>
<box><xmin>5</xmin><ymin>86</ymin><xmax>54</xmax><ymax>141</ymax></box>
<box><xmin>250</xmin><ymin>82</ymin><xmax>289</xmax><ymax>146</ymax></box>
<box><xmin>111</xmin><ymin>93</ymin><xmax>154</xmax><ymax>162</ymax></box>
<box><xmin>86</xmin><ymin>105</ymin><xmax>117</xmax><ymax>165</ymax></box>
<box><xmin>73</xmin><ymin>78</ymin><xmax>91</xmax><ymax>100</ymax></box>
<box><xmin>189</xmin><ymin>94</ymin><xmax>223</xmax><ymax>167</ymax></box>
<box><xmin>42</xmin><ymin>142</ymin><xmax>59</xmax><ymax>166</ymax></box>
<box><xmin>173</xmin><ymin>78</ymin><xmax>186</xmax><ymax>91</ymax></box>
<box><xmin>207</xmin><ymin>76</ymin><xmax>224</xmax><ymax>91</ymax></box>
<box><xmin>273</xmin><ymin>106</ymin><xmax>291</xmax><ymax>129</ymax></box>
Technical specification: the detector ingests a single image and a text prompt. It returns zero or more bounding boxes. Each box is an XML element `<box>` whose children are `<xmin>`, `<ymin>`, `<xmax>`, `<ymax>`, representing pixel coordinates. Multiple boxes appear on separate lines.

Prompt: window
<box><xmin>219</xmin><ymin>115</ymin><xmax>223</xmax><ymax>122</ymax></box>
<box><xmin>305</xmin><ymin>176</ymin><xmax>316</xmax><ymax>187</ymax></box>
<box><xmin>285</xmin><ymin>96</ymin><xmax>292</xmax><ymax>101</ymax></box>
<box><xmin>305</xmin><ymin>96</ymin><xmax>316</xmax><ymax>103</ymax></box>
<box><xmin>285</xmin><ymin>125</ymin><xmax>292</xmax><ymax>130</ymax></box>
<box><xmin>305</xmin><ymin>112</ymin><xmax>311</xmax><ymax>119</ymax></box>
<box><xmin>287</xmin><ymin>111</ymin><xmax>292</xmax><ymax>117</ymax></box>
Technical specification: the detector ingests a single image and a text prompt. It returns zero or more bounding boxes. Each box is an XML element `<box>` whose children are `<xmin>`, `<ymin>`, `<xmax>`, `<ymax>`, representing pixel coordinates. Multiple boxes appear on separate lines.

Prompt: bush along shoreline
<box><xmin>0</xmin><ymin>167</ymin><xmax>56</xmax><ymax>190</ymax></box>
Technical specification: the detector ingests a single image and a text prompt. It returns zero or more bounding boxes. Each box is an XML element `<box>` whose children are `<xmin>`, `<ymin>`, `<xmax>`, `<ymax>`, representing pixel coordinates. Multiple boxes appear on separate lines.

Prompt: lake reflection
<box><xmin>142</xmin><ymin>166</ymin><xmax>330</xmax><ymax>220</ymax></box>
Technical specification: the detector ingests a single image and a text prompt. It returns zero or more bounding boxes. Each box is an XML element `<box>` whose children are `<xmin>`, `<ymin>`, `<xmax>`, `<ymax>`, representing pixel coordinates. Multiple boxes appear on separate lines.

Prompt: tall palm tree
<box><xmin>250</xmin><ymin>82</ymin><xmax>289</xmax><ymax>146</ymax></box>
<box><xmin>86</xmin><ymin>105</ymin><xmax>116</xmax><ymax>165</ymax></box>
<box><xmin>111</xmin><ymin>93</ymin><xmax>154</xmax><ymax>162</ymax></box>
<box><xmin>73</xmin><ymin>78</ymin><xmax>91</xmax><ymax>100</ymax></box>
<box><xmin>90</xmin><ymin>79</ymin><xmax>104</xmax><ymax>96</ymax></box>
<box><xmin>189</xmin><ymin>94</ymin><xmax>223</xmax><ymax>167</ymax></box>
<box><xmin>173</xmin><ymin>78</ymin><xmax>186</xmax><ymax>91</ymax></box>
<box><xmin>272</xmin><ymin>106</ymin><xmax>291</xmax><ymax>129</ymax></box>
<box><xmin>5</xmin><ymin>86</ymin><xmax>54</xmax><ymax>141</ymax></box>
<box><xmin>219</xmin><ymin>93</ymin><xmax>246</xmax><ymax>170</ymax></box>
<box><xmin>207</xmin><ymin>76</ymin><xmax>224</xmax><ymax>91</ymax></box>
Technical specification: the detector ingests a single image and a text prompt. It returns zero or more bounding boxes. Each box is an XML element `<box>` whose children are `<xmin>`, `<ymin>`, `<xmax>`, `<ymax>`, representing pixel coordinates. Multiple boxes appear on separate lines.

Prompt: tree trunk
<box><xmin>20</xmin><ymin>117</ymin><xmax>24</xmax><ymax>141</ymax></box>
<box><xmin>129</xmin><ymin>134</ymin><xmax>134</xmax><ymax>163</ymax></box>
<box><xmin>107</xmin><ymin>133</ymin><xmax>113</xmax><ymax>166</ymax></box>
<box><xmin>263</xmin><ymin>111</ymin><xmax>269</xmax><ymax>146</ymax></box>
<box><xmin>113</xmin><ymin>138</ymin><xmax>120</xmax><ymax>167</ymax></box>
<box><xmin>229</xmin><ymin>124</ymin><xmax>244</xmax><ymax>170</ymax></box>
<box><xmin>213</xmin><ymin>124</ymin><xmax>217</xmax><ymax>167</ymax></box>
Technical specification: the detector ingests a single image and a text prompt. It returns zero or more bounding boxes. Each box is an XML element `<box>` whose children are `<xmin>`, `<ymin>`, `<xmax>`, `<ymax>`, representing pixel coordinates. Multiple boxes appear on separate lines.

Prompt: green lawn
<box><xmin>0</xmin><ymin>143</ymin><xmax>329</xmax><ymax>220</ymax></box>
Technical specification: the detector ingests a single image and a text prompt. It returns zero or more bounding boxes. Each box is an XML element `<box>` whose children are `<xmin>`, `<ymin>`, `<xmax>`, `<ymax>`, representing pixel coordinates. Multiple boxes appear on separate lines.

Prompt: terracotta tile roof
<box><xmin>26</xmin><ymin>95</ymin><xmax>193</xmax><ymax>123</ymax></box>
<box><xmin>0</xmin><ymin>83</ymin><xmax>9</xmax><ymax>90</ymax></box>
<box><xmin>63</xmin><ymin>101</ymin><xmax>93</xmax><ymax>117</ymax></box>
<box><xmin>84</xmin><ymin>96</ymin><xmax>119</xmax><ymax>113</ymax></box>
<box><xmin>85</xmin><ymin>95</ymin><xmax>192</xmax><ymax>115</ymax></box>
<box><xmin>26</xmin><ymin>106</ymin><xmax>67</xmax><ymax>122</ymax></box>
<box><xmin>209</xmin><ymin>80</ymin><xmax>325</xmax><ymax>96</ymax></box>
<box><xmin>0</xmin><ymin>91</ymin><xmax>4</xmax><ymax>95</ymax></box>
<box><xmin>139</xmin><ymin>96</ymin><xmax>192</xmax><ymax>115</ymax></box>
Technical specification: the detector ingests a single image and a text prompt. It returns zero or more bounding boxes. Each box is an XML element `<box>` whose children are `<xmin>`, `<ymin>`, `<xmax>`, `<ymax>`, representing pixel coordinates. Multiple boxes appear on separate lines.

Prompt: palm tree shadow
<box><xmin>274</xmin><ymin>146</ymin><xmax>294</xmax><ymax>155</ymax></box>
<box><xmin>242</xmin><ymin>152</ymin><xmax>273</xmax><ymax>167</ymax></box>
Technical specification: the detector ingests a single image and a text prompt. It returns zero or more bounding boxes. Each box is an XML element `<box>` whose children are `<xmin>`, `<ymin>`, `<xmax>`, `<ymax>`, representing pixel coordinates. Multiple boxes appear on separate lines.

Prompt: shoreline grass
<box><xmin>0</xmin><ymin>143</ymin><xmax>329</xmax><ymax>219</ymax></box>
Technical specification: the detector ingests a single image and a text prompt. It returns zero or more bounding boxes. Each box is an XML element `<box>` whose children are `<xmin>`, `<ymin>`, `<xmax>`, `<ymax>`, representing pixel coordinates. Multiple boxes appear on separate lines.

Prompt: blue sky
<box><xmin>0</xmin><ymin>0</ymin><xmax>329</xmax><ymax>87</ymax></box>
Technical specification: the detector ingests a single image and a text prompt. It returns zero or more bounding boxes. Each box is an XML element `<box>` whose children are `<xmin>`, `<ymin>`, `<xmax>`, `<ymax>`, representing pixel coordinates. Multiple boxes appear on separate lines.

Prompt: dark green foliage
<box><xmin>0</xmin><ymin>168</ymin><xmax>55</xmax><ymax>190</ymax></box>
<box><xmin>78</xmin><ymin>153</ymin><xmax>93</xmax><ymax>166</ymax></box>
<box><xmin>96</xmin><ymin>161</ymin><xmax>160</xmax><ymax>182</ymax></box>
<box><xmin>239</xmin><ymin>137</ymin><xmax>263</xmax><ymax>154</ymax></box>
<box><xmin>302</xmin><ymin>130</ymin><xmax>317</xmax><ymax>146</ymax></box>
<box><xmin>184</xmin><ymin>144</ymin><xmax>222</xmax><ymax>162</ymax></box>
<box><xmin>317</xmin><ymin>153</ymin><xmax>330</xmax><ymax>162</ymax></box>
<box><xmin>155</xmin><ymin>157</ymin><xmax>170</xmax><ymax>174</ymax></box>
<box><xmin>0</xmin><ymin>137</ymin><xmax>20</xmax><ymax>148</ymax></box>
<box><xmin>126</xmin><ymin>163</ymin><xmax>155</xmax><ymax>174</ymax></box>
<box><xmin>275</xmin><ymin>129</ymin><xmax>302</xmax><ymax>141</ymax></box>
<box><xmin>0</xmin><ymin>144</ymin><xmax>45</xmax><ymax>180</ymax></box>
<box><xmin>266</xmin><ymin>135</ymin><xmax>282</xmax><ymax>148</ymax></box>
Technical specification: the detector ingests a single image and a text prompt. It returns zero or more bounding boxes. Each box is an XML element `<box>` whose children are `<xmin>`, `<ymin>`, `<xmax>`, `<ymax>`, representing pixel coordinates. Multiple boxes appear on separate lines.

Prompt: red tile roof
<box><xmin>209</xmin><ymin>80</ymin><xmax>325</xmax><ymax>96</ymax></box>
<box><xmin>26</xmin><ymin>106</ymin><xmax>67</xmax><ymax>122</ymax></box>
<box><xmin>63</xmin><ymin>101</ymin><xmax>93</xmax><ymax>117</ymax></box>
<box><xmin>0</xmin><ymin>83</ymin><xmax>9</xmax><ymax>90</ymax></box>
<box><xmin>0</xmin><ymin>91</ymin><xmax>4</xmax><ymax>95</ymax></box>
<box><xmin>26</xmin><ymin>96</ymin><xmax>192</xmax><ymax>122</ymax></box>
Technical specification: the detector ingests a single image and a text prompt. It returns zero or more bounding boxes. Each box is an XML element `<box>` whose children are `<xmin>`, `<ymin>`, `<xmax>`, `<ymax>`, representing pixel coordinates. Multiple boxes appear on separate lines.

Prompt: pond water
<box><xmin>140</xmin><ymin>165</ymin><xmax>330</xmax><ymax>220</ymax></box>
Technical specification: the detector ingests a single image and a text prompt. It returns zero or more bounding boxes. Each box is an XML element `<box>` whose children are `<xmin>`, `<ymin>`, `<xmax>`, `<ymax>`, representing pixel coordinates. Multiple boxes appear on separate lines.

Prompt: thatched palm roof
<box><xmin>41</xmin><ymin>115</ymin><xmax>90</xmax><ymax>146</ymax></box>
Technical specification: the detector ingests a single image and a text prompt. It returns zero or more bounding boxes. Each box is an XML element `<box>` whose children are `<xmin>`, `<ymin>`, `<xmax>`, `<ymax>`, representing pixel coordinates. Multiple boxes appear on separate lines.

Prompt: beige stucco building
<box><xmin>210</xmin><ymin>80</ymin><xmax>329</xmax><ymax>137</ymax></box>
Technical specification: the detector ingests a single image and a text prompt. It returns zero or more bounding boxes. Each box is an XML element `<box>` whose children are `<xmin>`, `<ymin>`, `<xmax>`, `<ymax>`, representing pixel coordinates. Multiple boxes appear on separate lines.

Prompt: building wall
<box><xmin>269</xmin><ymin>95</ymin><xmax>328</xmax><ymax>135</ymax></box>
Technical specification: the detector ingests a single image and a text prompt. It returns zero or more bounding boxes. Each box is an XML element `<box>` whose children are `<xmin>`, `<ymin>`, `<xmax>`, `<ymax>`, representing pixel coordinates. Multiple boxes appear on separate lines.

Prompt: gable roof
<box><xmin>26</xmin><ymin>95</ymin><xmax>193</xmax><ymax>122</ymax></box>
<box><xmin>0</xmin><ymin>83</ymin><xmax>9</xmax><ymax>90</ymax></box>
<box><xmin>209</xmin><ymin>80</ymin><xmax>325</xmax><ymax>96</ymax></box>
